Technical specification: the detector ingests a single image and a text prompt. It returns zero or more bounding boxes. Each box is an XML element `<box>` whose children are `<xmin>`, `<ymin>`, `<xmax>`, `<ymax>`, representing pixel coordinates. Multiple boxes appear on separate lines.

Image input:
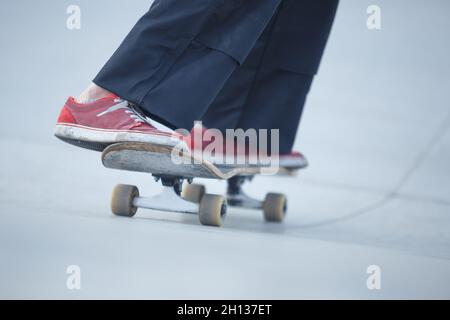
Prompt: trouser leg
<box><xmin>202</xmin><ymin>2</ymin><xmax>313</xmax><ymax>154</ymax></box>
<box><xmin>93</xmin><ymin>0</ymin><xmax>280</xmax><ymax>129</ymax></box>
<box><xmin>235</xmin><ymin>70</ymin><xmax>313</xmax><ymax>154</ymax></box>
<box><xmin>202</xmin><ymin>65</ymin><xmax>313</xmax><ymax>154</ymax></box>
<box><xmin>203</xmin><ymin>0</ymin><xmax>337</xmax><ymax>154</ymax></box>
<box><xmin>138</xmin><ymin>41</ymin><xmax>237</xmax><ymax>129</ymax></box>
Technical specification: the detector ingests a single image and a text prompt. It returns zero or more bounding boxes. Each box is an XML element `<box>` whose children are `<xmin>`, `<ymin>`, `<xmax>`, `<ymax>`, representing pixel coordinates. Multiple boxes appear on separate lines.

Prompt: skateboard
<box><xmin>102</xmin><ymin>142</ymin><xmax>297</xmax><ymax>227</ymax></box>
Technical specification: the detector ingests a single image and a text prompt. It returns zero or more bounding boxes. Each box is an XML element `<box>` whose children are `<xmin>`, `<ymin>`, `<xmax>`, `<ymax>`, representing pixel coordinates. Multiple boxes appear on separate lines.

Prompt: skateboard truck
<box><xmin>226</xmin><ymin>176</ymin><xmax>262</xmax><ymax>210</ymax></box>
<box><xmin>153</xmin><ymin>175</ymin><xmax>184</xmax><ymax>195</ymax></box>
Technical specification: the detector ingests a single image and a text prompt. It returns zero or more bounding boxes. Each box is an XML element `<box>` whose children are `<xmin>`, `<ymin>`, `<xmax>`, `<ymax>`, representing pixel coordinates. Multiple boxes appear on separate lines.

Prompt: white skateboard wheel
<box><xmin>111</xmin><ymin>184</ymin><xmax>139</xmax><ymax>217</ymax></box>
<box><xmin>199</xmin><ymin>194</ymin><xmax>226</xmax><ymax>227</ymax></box>
<box><xmin>182</xmin><ymin>183</ymin><xmax>206</xmax><ymax>204</ymax></box>
<box><xmin>263</xmin><ymin>193</ymin><xmax>287</xmax><ymax>222</ymax></box>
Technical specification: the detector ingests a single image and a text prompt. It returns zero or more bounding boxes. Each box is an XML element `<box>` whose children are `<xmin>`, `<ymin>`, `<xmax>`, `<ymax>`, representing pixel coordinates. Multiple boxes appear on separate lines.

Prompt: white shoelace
<box><xmin>97</xmin><ymin>99</ymin><xmax>147</xmax><ymax>125</ymax></box>
<box><xmin>97</xmin><ymin>98</ymin><xmax>175</xmax><ymax>132</ymax></box>
<box><xmin>124</xmin><ymin>109</ymin><xmax>146</xmax><ymax>123</ymax></box>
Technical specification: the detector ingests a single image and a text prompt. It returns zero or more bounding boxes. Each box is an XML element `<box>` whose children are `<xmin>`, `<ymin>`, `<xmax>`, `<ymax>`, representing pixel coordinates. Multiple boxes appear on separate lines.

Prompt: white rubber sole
<box><xmin>55</xmin><ymin>123</ymin><xmax>185</xmax><ymax>151</ymax></box>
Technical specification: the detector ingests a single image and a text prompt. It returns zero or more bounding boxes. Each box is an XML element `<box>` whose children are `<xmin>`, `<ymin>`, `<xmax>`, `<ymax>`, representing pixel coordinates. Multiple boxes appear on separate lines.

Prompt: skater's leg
<box><xmin>203</xmin><ymin>65</ymin><xmax>313</xmax><ymax>154</ymax></box>
<box><xmin>137</xmin><ymin>41</ymin><xmax>237</xmax><ymax>129</ymax></box>
<box><xmin>201</xmin><ymin>2</ymin><xmax>282</xmax><ymax>131</ymax></box>
<box><xmin>55</xmin><ymin>0</ymin><xmax>282</xmax><ymax>149</ymax></box>
<box><xmin>235</xmin><ymin>69</ymin><xmax>313</xmax><ymax>154</ymax></box>
<box><xmin>203</xmin><ymin>0</ymin><xmax>338</xmax><ymax>154</ymax></box>
<box><xmin>93</xmin><ymin>0</ymin><xmax>281</xmax><ymax>130</ymax></box>
<box><xmin>235</xmin><ymin>0</ymin><xmax>338</xmax><ymax>154</ymax></box>
<box><xmin>77</xmin><ymin>83</ymin><xmax>112</xmax><ymax>103</ymax></box>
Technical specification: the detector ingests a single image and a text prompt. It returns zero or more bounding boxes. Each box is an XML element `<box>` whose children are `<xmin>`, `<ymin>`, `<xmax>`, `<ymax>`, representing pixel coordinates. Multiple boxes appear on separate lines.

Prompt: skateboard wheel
<box><xmin>199</xmin><ymin>194</ymin><xmax>226</xmax><ymax>227</ymax></box>
<box><xmin>263</xmin><ymin>193</ymin><xmax>287</xmax><ymax>222</ymax></box>
<box><xmin>111</xmin><ymin>184</ymin><xmax>139</xmax><ymax>217</ymax></box>
<box><xmin>182</xmin><ymin>183</ymin><xmax>206</xmax><ymax>203</ymax></box>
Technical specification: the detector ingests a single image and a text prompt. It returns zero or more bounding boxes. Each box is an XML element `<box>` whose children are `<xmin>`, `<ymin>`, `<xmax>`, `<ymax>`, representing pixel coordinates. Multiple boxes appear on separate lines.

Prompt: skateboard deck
<box><xmin>102</xmin><ymin>142</ymin><xmax>268</xmax><ymax>179</ymax></box>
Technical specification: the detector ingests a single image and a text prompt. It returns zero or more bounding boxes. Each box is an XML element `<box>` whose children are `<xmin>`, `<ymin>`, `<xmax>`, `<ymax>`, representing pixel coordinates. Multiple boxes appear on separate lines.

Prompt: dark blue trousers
<box><xmin>94</xmin><ymin>0</ymin><xmax>338</xmax><ymax>153</ymax></box>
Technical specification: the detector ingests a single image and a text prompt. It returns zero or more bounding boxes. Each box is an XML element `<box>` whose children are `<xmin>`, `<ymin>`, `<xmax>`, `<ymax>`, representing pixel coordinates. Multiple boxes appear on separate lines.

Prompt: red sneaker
<box><xmin>55</xmin><ymin>95</ymin><xmax>183</xmax><ymax>151</ymax></box>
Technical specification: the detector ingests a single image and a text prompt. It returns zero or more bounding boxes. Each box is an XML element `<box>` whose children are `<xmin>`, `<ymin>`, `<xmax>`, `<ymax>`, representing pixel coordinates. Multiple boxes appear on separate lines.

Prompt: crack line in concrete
<box><xmin>296</xmin><ymin>108</ymin><xmax>450</xmax><ymax>228</ymax></box>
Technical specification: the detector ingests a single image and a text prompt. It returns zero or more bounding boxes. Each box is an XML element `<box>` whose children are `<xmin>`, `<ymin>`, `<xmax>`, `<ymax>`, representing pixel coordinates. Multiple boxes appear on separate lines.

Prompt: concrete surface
<box><xmin>0</xmin><ymin>0</ymin><xmax>449</xmax><ymax>299</ymax></box>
